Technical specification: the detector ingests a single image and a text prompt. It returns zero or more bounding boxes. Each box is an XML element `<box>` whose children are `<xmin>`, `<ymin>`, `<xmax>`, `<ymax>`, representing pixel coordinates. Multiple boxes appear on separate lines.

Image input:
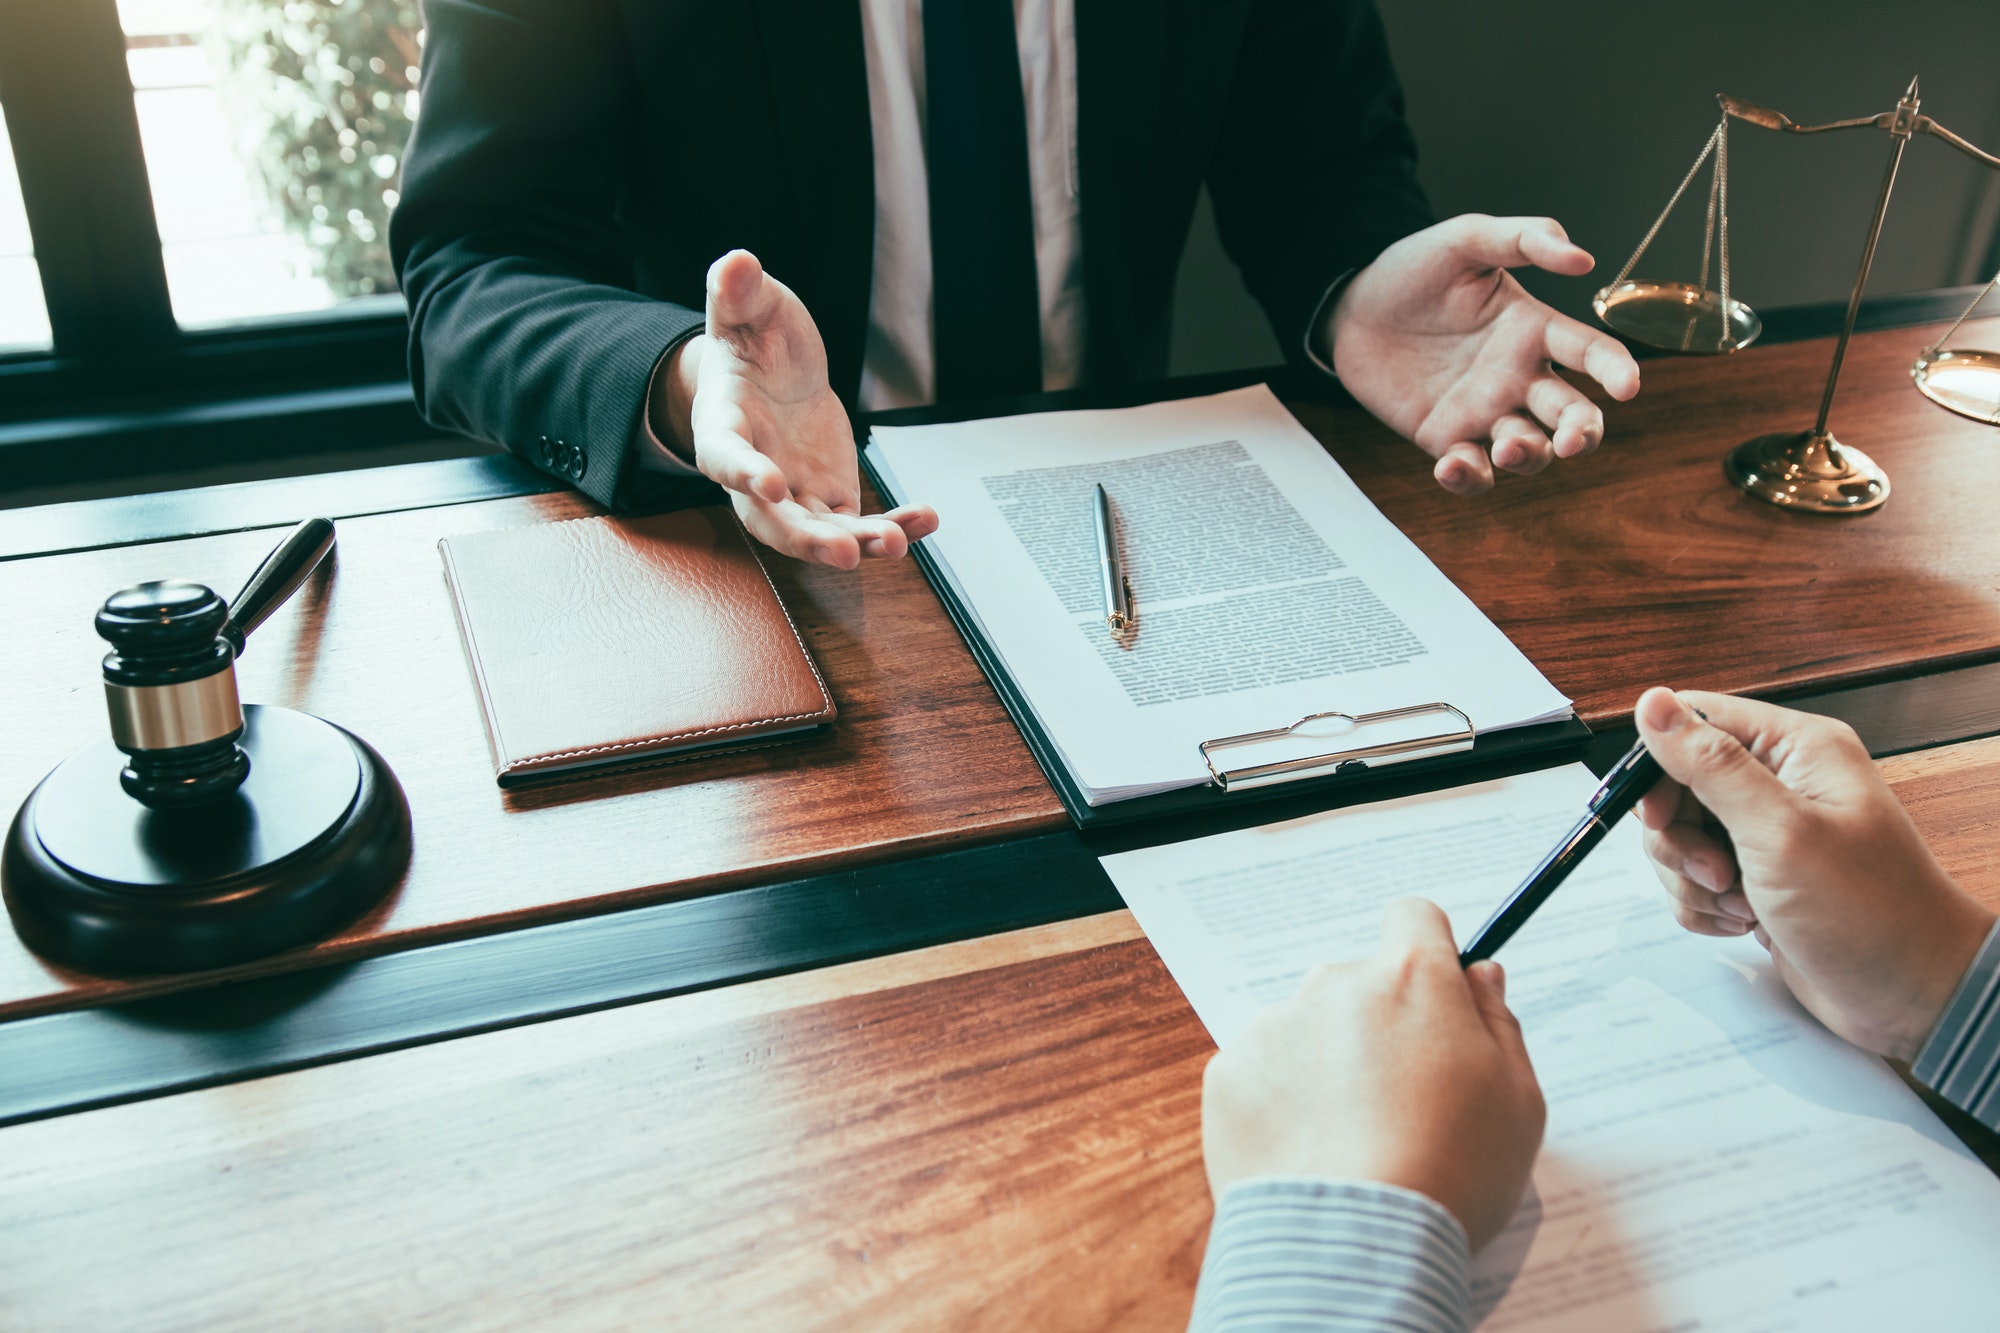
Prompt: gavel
<box><xmin>3</xmin><ymin>519</ymin><xmax>411</xmax><ymax>976</ymax></box>
<box><xmin>100</xmin><ymin>517</ymin><xmax>335</xmax><ymax>808</ymax></box>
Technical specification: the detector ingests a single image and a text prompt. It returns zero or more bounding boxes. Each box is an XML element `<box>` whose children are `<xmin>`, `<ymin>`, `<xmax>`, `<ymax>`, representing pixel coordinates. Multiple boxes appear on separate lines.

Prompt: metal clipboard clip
<box><xmin>1199</xmin><ymin>702</ymin><xmax>1476</xmax><ymax>792</ymax></box>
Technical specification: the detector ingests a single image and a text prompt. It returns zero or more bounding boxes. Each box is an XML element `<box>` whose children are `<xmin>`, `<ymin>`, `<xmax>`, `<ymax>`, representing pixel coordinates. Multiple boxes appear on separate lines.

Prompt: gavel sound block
<box><xmin>2</xmin><ymin>519</ymin><xmax>411</xmax><ymax>975</ymax></box>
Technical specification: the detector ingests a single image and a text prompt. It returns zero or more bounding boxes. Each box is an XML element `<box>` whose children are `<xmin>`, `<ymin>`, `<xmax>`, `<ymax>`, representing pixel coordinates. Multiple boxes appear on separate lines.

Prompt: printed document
<box><xmin>1101</xmin><ymin>765</ymin><xmax>2000</xmax><ymax>1330</ymax></box>
<box><xmin>865</xmin><ymin>386</ymin><xmax>1570</xmax><ymax>804</ymax></box>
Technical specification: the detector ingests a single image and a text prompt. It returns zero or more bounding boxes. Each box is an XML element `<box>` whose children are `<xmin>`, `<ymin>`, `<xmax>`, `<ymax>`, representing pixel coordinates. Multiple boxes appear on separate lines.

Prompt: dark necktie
<box><xmin>923</xmin><ymin>0</ymin><xmax>1043</xmax><ymax>402</ymax></box>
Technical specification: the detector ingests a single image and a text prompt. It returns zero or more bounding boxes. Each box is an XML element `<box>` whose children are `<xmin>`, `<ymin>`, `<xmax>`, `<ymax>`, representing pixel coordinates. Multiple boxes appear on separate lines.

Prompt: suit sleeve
<box><xmin>390</xmin><ymin>0</ymin><xmax>710</xmax><ymax>510</ymax></box>
<box><xmin>1204</xmin><ymin>0</ymin><xmax>1434</xmax><ymax>380</ymax></box>
<box><xmin>1189</xmin><ymin>1179</ymin><xmax>1473</xmax><ymax>1332</ymax></box>
<box><xmin>1911</xmin><ymin>918</ymin><xmax>2000</xmax><ymax>1132</ymax></box>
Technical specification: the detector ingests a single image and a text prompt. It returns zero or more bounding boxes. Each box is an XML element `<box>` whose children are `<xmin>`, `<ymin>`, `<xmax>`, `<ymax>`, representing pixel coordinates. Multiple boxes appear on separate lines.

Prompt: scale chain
<box><xmin>1698</xmin><ymin>147</ymin><xmax>1718</xmax><ymax>293</ymax></box>
<box><xmin>1922</xmin><ymin>271</ymin><xmax>2000</xmax><ymax>358</ymax></box>
<box><xmin>1611</xmin><ymin>117</ymin><xmax>1725</xmax><ymax>288</ymax></box>
<box><xmin>1717</xmin><ymin>115</ymin><xmax>1732</xmax><ymax>326</ymax></box>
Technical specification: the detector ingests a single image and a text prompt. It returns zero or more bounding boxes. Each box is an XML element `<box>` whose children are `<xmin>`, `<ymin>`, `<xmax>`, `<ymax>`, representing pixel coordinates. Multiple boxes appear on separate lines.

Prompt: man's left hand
<box><xmin>1329</xmin><ymin>215</ymin><xmax>1642</xmax><ymax>496</ymax></box>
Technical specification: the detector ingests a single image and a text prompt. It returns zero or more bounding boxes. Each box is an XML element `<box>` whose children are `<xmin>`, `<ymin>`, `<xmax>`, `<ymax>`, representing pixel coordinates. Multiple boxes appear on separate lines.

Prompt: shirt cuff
<box><xmin>1301</xmin><ymin>270</ymin><xmax>1361</xmax><ymax>381</ymax></box>
<box><xmin>1911</xmin><ymin>917</ymin><xmax>2000</xmax><ymax>1132</ymax></box>
<box><xmin>1188</xmin><ymin>1178</ymin><xmax>1472</xmax><ymax>1333</ymax></box>
<box><xmin>633</xmin><ymin>328</ymin><xmax>704</xmax><ymax>478</ymax></box>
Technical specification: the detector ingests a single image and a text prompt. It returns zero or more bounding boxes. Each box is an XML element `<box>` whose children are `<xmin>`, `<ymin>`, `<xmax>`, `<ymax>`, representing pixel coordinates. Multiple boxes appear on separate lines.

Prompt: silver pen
<box><xmin>1093</xmin><ymin>483</ymin><xmax>1135</xmax><ymax>639</ymax></box>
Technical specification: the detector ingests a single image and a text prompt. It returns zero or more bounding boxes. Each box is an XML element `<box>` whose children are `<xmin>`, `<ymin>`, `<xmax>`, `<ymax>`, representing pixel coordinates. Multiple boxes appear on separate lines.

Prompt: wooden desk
<box><xmin>0</xmin><ymin>492</ymin><xmax>1064</xmax><ymax>1018</ymax></box>
<box><xmin>5</xmin><ymin>316</ymin><xmax>2000</xmax><ymax>1022</ymax></box>
<box><xmin>5</xmin><ymin>738</ymin><xmax>1996</xmax><ymax>1331</ymax></box>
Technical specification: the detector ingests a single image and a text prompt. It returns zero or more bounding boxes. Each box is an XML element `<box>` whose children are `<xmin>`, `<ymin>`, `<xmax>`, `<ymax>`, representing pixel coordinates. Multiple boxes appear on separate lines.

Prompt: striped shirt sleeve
<box><xmin>1187</xmin><ymin>1179</ymin><xmax>1472</xmax><ymax>1333</ymax></box>
<box><xmin>1911</xmin><ymin>918</ymin><xmax>2000</xmax><ymax>1132</ymax></box>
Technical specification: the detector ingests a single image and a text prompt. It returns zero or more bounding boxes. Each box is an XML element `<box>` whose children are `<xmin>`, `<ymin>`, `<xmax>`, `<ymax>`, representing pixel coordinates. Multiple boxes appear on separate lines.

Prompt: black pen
<box><xmin>1458</xmin><ymin>738</ymin><xmax>1665</xmax><ymax>966</ymax></box>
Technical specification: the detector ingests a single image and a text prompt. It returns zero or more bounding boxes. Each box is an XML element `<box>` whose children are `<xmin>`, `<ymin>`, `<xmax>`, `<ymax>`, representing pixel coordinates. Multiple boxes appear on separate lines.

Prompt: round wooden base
<box><xmin>2</xmin><ymin>706</ymin><xmax>410</xmax><ymax>975</ymax></box>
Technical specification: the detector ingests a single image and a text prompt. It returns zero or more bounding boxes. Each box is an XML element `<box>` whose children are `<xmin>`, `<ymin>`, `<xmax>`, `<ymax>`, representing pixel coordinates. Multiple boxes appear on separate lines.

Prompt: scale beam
<box><xmin>1717</xmin><ymin>94</ymin><xmax>1891</xmax><ymax>137</ymax></box>
<box><xmin>1720</xmin><ymin>82</ymin><xmax>2000</xmax><ymax>170</ymax></box>
<box><xmin>1600</xmin><ymin>77</ymin><xmax>2000</xmax><ymax>515</ymax></box>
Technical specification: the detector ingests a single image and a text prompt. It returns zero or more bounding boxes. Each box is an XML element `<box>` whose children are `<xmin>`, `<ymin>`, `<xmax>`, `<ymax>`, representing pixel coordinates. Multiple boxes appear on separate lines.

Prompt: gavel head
<box><xmin>96</xmin><ymin>580</ymin><xmax>250</xmax><ymax>809</ymax></box>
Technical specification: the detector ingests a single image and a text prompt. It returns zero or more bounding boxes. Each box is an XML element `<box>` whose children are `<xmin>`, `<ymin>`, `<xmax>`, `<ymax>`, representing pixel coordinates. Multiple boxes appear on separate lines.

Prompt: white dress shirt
<box><xmin>856</xmin><ymin>0</ymin><xmax>1087</xmax><ymax>410</ymax></box>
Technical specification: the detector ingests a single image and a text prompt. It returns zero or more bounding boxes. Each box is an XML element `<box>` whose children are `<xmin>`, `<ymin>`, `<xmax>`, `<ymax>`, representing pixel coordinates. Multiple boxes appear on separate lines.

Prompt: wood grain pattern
<box><xmin>1321</xmin><ymin>315</ymin><xmax>2000</xmax><ymax>724</ymax></box>
<box><xmin>0</xmin><ymin>919</ymin><xmax>1209</xmax><ymax>1333</ymax></box>
<box><xmin>5</xmin><ymin>316</ymin><xmax>2000</xmax><ymax>1018</ymax></box>
<box><xmin>1881</xmin><ymin>734</ymin><xmax>2000</xmax><ymax>904</ymax></box>
<box><xmin>7</xmin><ymin>740</ymin><xmax>2000</xmax><ymax>1332</ymax></box>
<box><xmin>0</xmin><ymin>491</ymin><xmax>1065</xmax><ymax>1019</ymax></box>
<box><xmin>0</xmin><ymin>832</ymin><xmax>1122</xmax><ymax>1129</ymax></box>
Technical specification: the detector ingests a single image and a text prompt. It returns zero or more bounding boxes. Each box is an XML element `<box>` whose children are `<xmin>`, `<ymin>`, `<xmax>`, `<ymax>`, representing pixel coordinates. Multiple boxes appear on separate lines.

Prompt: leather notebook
<box><xmin>438</xmin><ymin>508</ymin><xmax>835</xmax><ymax>785</ymax></box>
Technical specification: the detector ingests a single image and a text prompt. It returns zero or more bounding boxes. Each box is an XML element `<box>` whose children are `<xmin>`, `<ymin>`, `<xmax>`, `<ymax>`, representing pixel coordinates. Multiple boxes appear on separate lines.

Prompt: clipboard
<box><xmin>883</xmin><ymin>514</ymin><xmax>1586</xmax><ymax>825</ymax></box>
<box><xmin>858</xmin><ymin>376</ymin><xmax>1591</xmax><ymax>828</ymax></box>
<box><xmin>1199</xmin><ymin>703</ymin><xmax>1477</xmax><ymax>791</ymax></box>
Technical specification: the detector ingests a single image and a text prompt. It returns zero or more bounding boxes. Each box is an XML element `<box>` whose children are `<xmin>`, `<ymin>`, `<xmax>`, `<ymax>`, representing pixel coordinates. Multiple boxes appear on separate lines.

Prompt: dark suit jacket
<box><xmin>390</xmin><ymin>0</ymin><xmax>1434</xmax><ymax>509</ymax></box>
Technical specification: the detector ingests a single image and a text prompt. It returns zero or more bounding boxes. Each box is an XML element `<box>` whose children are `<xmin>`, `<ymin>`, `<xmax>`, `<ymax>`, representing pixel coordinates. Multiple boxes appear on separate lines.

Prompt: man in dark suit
<box><xmin>392</xmin><ymin>0</ymin><xmax>1640</xmax><ymax>569</ymax></box>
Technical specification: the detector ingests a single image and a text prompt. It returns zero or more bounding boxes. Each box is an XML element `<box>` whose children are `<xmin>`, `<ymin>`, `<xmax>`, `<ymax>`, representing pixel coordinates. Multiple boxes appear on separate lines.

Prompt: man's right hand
<box><xmin>1201</xmin><ymin>898</ymin><xmax>1545</xmax><ymax>1252</ymax></box>
<box><xmin>650</xmin><ymin>250</ymin><xmax>938</xmax><ymax>568</ymax></box>
<box><xmin>1634</xmin><ymin>687</ymin><xmax>1997</xmax><ymax>1062</ymax></box>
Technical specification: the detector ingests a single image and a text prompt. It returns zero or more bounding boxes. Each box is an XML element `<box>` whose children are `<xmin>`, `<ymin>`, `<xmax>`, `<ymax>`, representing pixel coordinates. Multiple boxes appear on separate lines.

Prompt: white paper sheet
<box><xmin>1101</xmin><ymin>765</ymin><xmax>2000</xmax><ymax>1330</ymax></box>
<box><xmin>866</xmin><ymin>386</ymin><xmax>1570</xmax><ymax>804</ymax></box>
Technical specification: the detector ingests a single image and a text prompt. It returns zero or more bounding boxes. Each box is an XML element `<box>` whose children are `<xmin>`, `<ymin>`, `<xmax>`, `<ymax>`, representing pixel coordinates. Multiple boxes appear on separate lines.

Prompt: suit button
<box><xmin>536</xmin><ymin>435</ymin><xmax>554</xmax><ymax>466</ymax></box>
<box><xmin>573</xmin><ymin>452</ymin><xmax>587</xmax><ymax>481</ymax></box>
<box><xmin>552</xmin><ymin>439</ymin><xmax>582</xmax><ymax>481</ymax></box>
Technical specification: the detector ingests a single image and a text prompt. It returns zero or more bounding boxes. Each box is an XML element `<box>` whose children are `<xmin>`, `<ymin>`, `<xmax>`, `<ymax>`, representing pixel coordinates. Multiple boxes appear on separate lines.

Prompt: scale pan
<box><xmin>1912</xmin><ymin>348</ymin><xmax>2000</xmax><ymax>425</ymax></box>
<box><xmin>1593</xmin><ymin>280</ymin><xmax>1761</xmax><ymax>355</ymax></box>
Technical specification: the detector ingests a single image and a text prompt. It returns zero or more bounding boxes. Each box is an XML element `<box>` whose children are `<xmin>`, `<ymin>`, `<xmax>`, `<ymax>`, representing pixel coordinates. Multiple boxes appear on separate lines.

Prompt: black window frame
<box><xmin>0</xmin><ymin>0</ymin><xmax>445</xmax><ymax>495</ymax></box>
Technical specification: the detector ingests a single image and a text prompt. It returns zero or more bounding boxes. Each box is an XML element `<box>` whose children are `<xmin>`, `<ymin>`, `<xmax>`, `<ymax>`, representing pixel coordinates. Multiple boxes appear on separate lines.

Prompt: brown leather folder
<box><xmin>438</xmin><ymin>508</ymin><xmax>835</xmax><ymax>785</ymax></box>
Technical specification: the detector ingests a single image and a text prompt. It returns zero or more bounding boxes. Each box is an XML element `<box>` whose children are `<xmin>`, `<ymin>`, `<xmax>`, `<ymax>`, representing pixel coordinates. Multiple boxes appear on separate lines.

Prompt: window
<box><xmin>0</xmin><ymin>0</ymin><xmax>439</xmax><ymax>493</ymax></box>
<box><xmin>118</xmin><ymin>0</ymin><xmax>422</xmax><ymax>328</ymax></box>
<box><xmin>0</xmin><ymin>108</ymin><xmax>52</xmax><ymax>353</ymax></box>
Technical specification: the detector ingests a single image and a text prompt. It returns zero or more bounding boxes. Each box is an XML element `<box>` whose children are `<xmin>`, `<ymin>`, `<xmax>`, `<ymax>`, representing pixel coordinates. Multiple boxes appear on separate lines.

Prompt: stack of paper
<box><xmin>866</xmin><ymin>386</ymin><xmax>1571</xmax><ymax>806</ymax></box>
<box><xmin>1103</xmin><ymin>766</ymin><xmax>2000</xmax><ymax>1329</ymax></box>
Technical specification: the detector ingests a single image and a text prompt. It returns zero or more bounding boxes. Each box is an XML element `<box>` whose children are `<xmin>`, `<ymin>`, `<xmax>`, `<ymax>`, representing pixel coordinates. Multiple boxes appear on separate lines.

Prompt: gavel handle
<box><xmin>219</xmin><ymin>517</ymin><xmax>336</xmax><ymax>657</ymax></box>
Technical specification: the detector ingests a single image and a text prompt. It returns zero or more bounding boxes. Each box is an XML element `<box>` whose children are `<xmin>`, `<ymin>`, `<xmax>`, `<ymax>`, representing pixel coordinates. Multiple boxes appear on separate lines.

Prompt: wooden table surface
<box><xmin>4</xmin><ymin>317</ymin><xmax>2000</xmax><ymax>1020</ymax></box>
<box><xmin>5</xmin><ymin>737</ymin><xmax>1996</xmax><ymax>1332</ymax></box>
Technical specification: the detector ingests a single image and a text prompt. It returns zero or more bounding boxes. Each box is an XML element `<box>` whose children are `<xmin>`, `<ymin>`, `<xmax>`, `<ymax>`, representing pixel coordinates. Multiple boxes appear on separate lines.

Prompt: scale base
<box><xmin>2</xmin><ymin>705</ymin><xmax>409</xmax><ymax>975</ymax></box>
<box><xmin>1724</xmin><ymin>430</ymin><xmax>1889</xmax><ymax>514</ymax></box>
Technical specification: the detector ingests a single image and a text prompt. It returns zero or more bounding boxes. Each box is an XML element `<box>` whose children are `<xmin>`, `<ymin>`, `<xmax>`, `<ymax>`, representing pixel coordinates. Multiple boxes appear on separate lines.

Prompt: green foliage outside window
<box><xmin>209</xmin><ymin>0</ymin><xmax>423</xmax><ymax>299</ymax></box>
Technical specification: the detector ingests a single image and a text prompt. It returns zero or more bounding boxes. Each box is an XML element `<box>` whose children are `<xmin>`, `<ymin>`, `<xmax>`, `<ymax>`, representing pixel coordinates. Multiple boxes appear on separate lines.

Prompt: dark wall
<box><xmin>1170</xmin><ymin>0</ymin><xmax>2000</xmax><ymax>374</ymax></box>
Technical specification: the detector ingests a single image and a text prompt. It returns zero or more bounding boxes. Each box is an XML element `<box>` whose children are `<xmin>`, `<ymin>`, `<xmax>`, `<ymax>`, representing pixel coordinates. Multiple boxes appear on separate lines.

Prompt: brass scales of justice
<box><xmin>1594</xmin><ymin>78</ymin><xmax>2000</xmax><ymax>514</ymax></box>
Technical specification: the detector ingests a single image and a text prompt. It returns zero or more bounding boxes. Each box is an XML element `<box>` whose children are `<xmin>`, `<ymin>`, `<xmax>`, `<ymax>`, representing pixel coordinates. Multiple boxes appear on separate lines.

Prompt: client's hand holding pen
<box><xmin>1092</xmin><ymin>483</ymin><xmax>1136</xmax><ymax>641</ymax></box>
<box><xmin>1458</xmin><ymin>728</ymin><xmax>1682</xmax><ymax>966</ymax></box>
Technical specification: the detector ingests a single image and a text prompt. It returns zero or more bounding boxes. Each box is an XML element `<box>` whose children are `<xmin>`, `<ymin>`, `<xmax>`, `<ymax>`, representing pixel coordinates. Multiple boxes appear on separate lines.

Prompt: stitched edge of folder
<box><xmin>498</xmin><ymin>736</ymin><xmax>812</xmax><ymax>787</ymax></box>
<box><xmin>499</xmin><ymin>510</ymin><xmax>837</xmax><ymax>775</ymax></box>
<box><xmin>504</xmin><ymin>712</ymin><xmax>834</xmax><ymax>773</ymax></box>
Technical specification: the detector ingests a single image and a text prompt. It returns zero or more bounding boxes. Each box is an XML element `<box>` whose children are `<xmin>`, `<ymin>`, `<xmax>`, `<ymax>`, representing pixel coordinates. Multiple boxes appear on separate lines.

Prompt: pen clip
<box><xmin>1107</xmin><ymin>577</ymin><xmax>1137</xmax><ymax>637</ymax></box>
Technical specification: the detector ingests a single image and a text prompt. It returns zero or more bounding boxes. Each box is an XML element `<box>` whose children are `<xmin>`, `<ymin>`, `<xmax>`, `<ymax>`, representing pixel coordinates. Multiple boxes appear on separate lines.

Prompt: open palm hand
<box><xmin>1330</xmin><ymin>216</ymin><xmax>1642</xmax><ymax>495</ymax></box>
<box><xmin>687</xmin><ymin>251</ymin><xmax>937</xmax><ymax>567</ymax></box>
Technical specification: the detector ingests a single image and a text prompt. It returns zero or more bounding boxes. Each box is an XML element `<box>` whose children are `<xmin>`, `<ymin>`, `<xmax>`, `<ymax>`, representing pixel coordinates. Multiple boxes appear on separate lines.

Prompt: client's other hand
<box><xmin>1635</xmin><ymin>687</ymin><xmax>1997</xmax><ymax>1061</ymax></box>
<box><xmin>1330</xmin><ymin>215</ymin><xmax>1642</xmax><ymax>495</ymax></box>
<box><xmin>653</xmin><ymin>250</ymin><xmax>939</xmax><ymax>568</ymax></box>
<box><xmin>1201</xmin><ymin>898</ymin><xmax>1545</xmax><ymax>1251</ymax></box>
